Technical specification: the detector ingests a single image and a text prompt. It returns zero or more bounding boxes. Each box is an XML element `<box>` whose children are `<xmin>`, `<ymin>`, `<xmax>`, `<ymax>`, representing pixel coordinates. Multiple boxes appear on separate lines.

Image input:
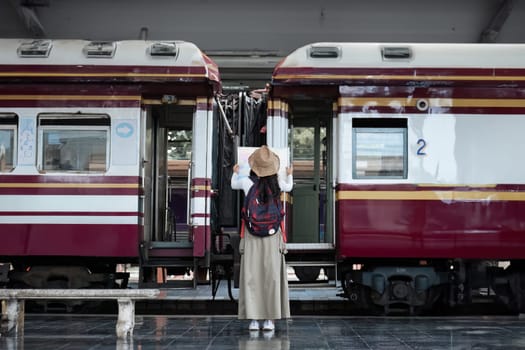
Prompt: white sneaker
<box><xmin>262</xmin><ymin>319</ymin><xmax>275</xmax><ymax>331</ymax></box>
<box><xmin>249</xmin><ymin>320</ymin><xmax>260</xmax><ymax>331</ymax></box>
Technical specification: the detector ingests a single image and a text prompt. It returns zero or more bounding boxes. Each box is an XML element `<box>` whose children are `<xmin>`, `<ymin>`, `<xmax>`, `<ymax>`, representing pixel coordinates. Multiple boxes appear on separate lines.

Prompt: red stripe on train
<box><xmin>0</xmin><ymin>176</ymin><xmax>142</xmax><ymax>195</ymax></box>
<box><xmin>191</xmin><ymin>225</ymin><xmax>210</xmax><ymax>257</ymax></box>
<box><xmin>0</xmin><ymin>175</ymin><xmax>140</xmax><ymax>183</ymax></box>
<box><xmin>192</xmin><ymin>178</ymin><xmax>211</xmax><ymax>186</ymax></box>
<box><xmin>0</xmin><ymin>64</ymin><xmax>208</xmax><ymax>74</ymax></box>
<box><xmin>337</xmin><ymin>183</ymin><xmax>525</xmax><ymax>191</ymax></box>
<box><xmin>0</xmin><ymin>100</ymin><xmax>140</xmax><ymax>108</ymax></box>
<box><xmin>274</xmin><ymin>67</ymin><xmax>525</xmax><ymax>78</ymax></box>
<box><xmin>0</xmin><ymin>211</ymin><xmax>140</xmax><ymax>216</ymax></box>
<box><xmin>339</xmin><ymin>86</ymin><xmax>525</xmax><ymax>99</ymax></box>
<box><xmin>191</xmin><ymin>213</ymin><xmax>210</xmax><ymax>218</ymax></box>
<box><xmin>0</xmin><ymin>224</ymin><xmax>139</xmax><ymax>257</ymax></box>
<box><xmin>336</xmin><ymin>198</ymin><xmax>525</xmax><ymax>260</ymax></box>
<box><xmin>0</xmin><ymin>84</ymin><xmax>141</xmax><ymax>94</ymax></box>
<box><xmin>0</xmin><ymin>188</ymin><xmax>140</xmax><ymax>195</ymax></box>
<box><xmin>338</xmin><ymin>106</ymin><xmax>525</xmax><ymax>114</ymax></box>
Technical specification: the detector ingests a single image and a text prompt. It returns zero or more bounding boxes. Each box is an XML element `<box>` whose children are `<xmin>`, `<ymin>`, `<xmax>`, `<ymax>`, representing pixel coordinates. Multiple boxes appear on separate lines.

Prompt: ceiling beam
<box><xmin>479</xmin><ymin>0</ymin><xmax>514</xmax><ymax>43</ymax></box>
<box><xmin>8</xmin><ymin>0</ymin><xmax>47</xmax><ymax>38</ymax></box>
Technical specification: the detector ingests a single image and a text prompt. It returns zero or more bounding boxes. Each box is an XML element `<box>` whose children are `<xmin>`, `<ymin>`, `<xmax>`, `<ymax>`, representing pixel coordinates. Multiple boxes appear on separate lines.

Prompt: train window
<box><xmin>37</xmin><ymin>114</ymin><xmax>110</xmax><ymax>173</ymax></box>
<box><xmin>352</xmin><ymin>119</ymin><xmax>407</xmax><ymax>179</ymax></box>
<box><xmin>167</xmin><ymin>129</ymin><xmax>192</xmax><ymax>161</ymax></box>
<box><xmin>167</xmin><ymin>129</ymin><xmax>192</xmax><ymax>178</ymax></box>
<box><xmin>291</xmin><ymin>126</ymin><xmax>326</xmax><ymax>179</ymax></box>
<box><xmin>0</xmin><ymin>114</ymin><xmax>18</xmax><ymax>173</ymax></box>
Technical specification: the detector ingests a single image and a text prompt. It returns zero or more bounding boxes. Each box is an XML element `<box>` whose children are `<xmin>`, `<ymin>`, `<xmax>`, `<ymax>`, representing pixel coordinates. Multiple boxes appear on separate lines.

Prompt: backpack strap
<box><xmin>240</xmin><ymin>177</ymin><xmax>258</xmax><ymax>239</ymax></box>
<box><xmin>280</xmin><ymin>220</ymin><xmax>286</xmax><ymax>243</ymax></box>
<box><xmin>279</xmin><ymin>191</ymin><xmax>287</xmax><ymax>242</ymax></box>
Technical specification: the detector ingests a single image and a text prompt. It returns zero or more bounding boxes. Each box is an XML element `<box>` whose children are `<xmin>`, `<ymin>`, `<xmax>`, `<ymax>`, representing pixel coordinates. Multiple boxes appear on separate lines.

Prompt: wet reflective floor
<box><xmin>2</xmin><ymin>315</ymin><xmax>525</xmax><ymax>350</ymax></box>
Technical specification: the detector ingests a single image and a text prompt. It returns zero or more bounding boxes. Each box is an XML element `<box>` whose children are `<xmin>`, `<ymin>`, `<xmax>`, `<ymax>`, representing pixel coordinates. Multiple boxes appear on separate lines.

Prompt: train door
<box><xmin>287</xmin><ymin>102</ymin><xmax>335</xmax><ymax>282</ymax></box>
<box><xmin>140</xmin><ymin>102</ymin><xmax>195</xmax><ymax>286</ymax></box>
<box><xmin>290</xmin><ymin>118</ymin><xmax>323</xmax><ymax>243</ymax></box>
<box><xmin>144</xmin><ymin>104</ymin><xmax>192</xmax><ymax>242</ymax></box>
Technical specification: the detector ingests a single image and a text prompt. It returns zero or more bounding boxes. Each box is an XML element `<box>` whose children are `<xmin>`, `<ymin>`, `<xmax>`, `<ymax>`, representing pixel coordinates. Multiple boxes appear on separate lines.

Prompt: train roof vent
<box><xmin>17</xmin><ymin>40</ymin><xmax>52</xmax><ymax>58</ymax></box>
<box><xmin>309</xmin><ymin>45</ymin><xmax>341</xmax><ymax>59</ymax></box>
<box><xmin>83</xmin><ymin>41</ymin><xmax>117</xmax><ymax>58</ymax></box>
<box><xmin>381</xmin><ymin>46</ymin><xmax>412</xmax><ymax>60</ymax></box>
<box><xmin>149</xmin><ymin>42</ymin><xmax>178</xmax><ymax>57</ymax></box>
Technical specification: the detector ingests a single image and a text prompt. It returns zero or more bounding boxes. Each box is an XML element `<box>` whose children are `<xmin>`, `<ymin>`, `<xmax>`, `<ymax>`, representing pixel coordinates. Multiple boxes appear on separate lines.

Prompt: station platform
<box><xmin>129</xmin><ymin>267</ymin><xmax>353</xmax><ymax>316</ymax></box>
<box><xmin>2</xmin><ymin>314</ymin><xmax>525</xmax><ymax>350</ymax></box>
<box><xmin>135</xmin><ymin>281</ymin><xmax>349</xmax><ymax>316</ymax></box>
<box><xmin>148</xmin><ymin>274</ymin><xmax>342</xmax><ymax>302</ymax></box>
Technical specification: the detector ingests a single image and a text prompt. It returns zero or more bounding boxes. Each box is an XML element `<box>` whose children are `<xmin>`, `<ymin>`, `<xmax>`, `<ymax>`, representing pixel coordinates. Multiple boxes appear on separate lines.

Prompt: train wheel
<box><xmin>341</xmin><ymin>271</ymin><xmax>382</xmax><ymax>314</ymax></box>
<box><xmin>294</xmin><ymin>266</ymin><xmax>320</xmax><ymax>282</ymax></box>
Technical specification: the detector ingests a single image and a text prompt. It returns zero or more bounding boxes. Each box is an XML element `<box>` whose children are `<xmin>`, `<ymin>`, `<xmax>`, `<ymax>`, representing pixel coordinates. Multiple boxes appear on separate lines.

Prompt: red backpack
<box><xmin>241</xmin><ymin>177</ymin><xmax>285</xmax><ymax>238</ymax></box>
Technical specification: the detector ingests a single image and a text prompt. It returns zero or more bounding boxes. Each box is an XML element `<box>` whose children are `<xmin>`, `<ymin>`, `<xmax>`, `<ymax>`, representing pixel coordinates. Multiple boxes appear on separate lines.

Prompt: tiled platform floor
<box><xmin>2</xmin><ymin>315</ymin><xmax>525</xmax><ymax>350</ymax></box>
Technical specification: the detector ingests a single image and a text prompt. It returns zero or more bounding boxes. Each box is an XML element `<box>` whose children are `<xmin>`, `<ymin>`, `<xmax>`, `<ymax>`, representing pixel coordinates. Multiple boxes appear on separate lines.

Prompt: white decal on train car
<box><xmin>113</xmin><ymin>119</ymin><xmax>138</xmax><ymax>165</ymax></box>
<box><xmin>18</xmin><ymin>117</ymin><xmax>36</xmax><ymax>166</ymax></box>
<box><xmin>192</xmin><ymin>107</ymin><xmax>209</xmax><ymax>177</ymax></box>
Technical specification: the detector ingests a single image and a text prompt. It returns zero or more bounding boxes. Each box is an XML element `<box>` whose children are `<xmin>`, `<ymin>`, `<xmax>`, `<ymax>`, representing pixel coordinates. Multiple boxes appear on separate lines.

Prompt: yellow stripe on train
<box><xmin>0</xmin><ymin>95</ymin><xmax>141</xmax><ymax>101</ymax></box>
<box><xmin>336</xmin><ymin>190</ymin><xmax>525</xmax><ymax>201</ymax></box>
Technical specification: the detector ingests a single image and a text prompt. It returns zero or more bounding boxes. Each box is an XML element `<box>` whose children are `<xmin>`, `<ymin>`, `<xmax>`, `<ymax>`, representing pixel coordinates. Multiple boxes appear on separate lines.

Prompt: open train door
<box><xmin>289</xmin><ymin>103</ymin><xmax>336</xmax><ymax>283</ymax></box>
<box><xmin>267</xmin><ymin>98</ymin><xmax>337</xmax><ymax>284</ymax></box>
<box><xmin>140</xmin><ymin>101</ymin><xmax>197</xmax><ymax>287</ymax></box>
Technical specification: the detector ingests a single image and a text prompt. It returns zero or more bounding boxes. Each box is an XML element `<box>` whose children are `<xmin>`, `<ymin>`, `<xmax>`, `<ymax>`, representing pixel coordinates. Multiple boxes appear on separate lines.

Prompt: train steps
<box><xmin>140</xmin><ymin>241</ymin><xmax>197</xmax><ymax>289</ymax></box>
<box><xmin>287</xmin><ymin>261</ymin><xmax>337</xmax><ymax>288</ymax></box>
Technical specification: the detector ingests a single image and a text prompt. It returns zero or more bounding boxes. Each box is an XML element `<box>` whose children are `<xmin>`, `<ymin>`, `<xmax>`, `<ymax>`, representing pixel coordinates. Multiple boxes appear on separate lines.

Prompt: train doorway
<box><xmin>290</xmin><ymin>119</ymin><xmax>325</xmax><ymax>243</ymax></box>
<box><xmin>287</xmin><ymin>102</ymin><xmax>335</xmax><ymax>282</ymax></box>
<box><xmin>140</xmin><ymin>103</ymin><xmax>196</xmax><ymax>286</ymax></box>
<box><xmin>144</xmin><ymin>104</ymin><xmax>193</xmax><ymax>243</ymax></box>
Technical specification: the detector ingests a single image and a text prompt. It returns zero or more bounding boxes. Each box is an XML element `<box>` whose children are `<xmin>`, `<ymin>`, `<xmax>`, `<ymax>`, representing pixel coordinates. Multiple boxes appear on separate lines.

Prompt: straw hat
<box><xmin>248</xmin><ymin>145</ymin><xmax>280</xmax><ymax>177</ymax></box>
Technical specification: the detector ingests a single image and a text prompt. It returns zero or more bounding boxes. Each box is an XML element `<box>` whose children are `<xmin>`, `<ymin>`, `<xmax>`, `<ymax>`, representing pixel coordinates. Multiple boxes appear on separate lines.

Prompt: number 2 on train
<box><xmin>417</xmin><ymin>139</ymin><xmax>427</xmax><ymax>155</ymax></box>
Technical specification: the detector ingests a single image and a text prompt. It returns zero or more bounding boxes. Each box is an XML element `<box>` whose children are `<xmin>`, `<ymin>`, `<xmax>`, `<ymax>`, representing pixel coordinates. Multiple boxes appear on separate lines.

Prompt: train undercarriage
<box><xmin>2</xmin><ymin>258</ymin><xmax>130</xmax><ymax>290</ymax></box>
<box><xmin>4</xmin><ymin>254</ymin><xmax>525</xmax><ymax>317</ymax></box>
<box><xmin>339</xmin><ymin>259</ymin><xmax>525</xmax><ymax>315</ymax></box>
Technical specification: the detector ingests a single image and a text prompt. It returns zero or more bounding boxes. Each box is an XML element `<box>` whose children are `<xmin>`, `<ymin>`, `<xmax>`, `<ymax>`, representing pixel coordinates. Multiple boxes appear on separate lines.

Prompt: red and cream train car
<box><xmin>268</xmin><ymin>43</ymin><xmax>525</xmax><ymax>313</ymax></box>
<box><xmin>0</xmin><ymin>39</ymin><xmax>223</xmax><ymax>288</ymax></box>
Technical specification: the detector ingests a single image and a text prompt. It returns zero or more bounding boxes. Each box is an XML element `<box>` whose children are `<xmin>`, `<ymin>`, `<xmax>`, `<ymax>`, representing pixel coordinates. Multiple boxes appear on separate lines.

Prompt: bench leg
<box><xmin>1</xmin><ymin>299</ymin><xmax>24</xmax><ymax>337</ymax></box>
<box><xmin>116</xmin><ymin>298</ymin><xmax>135</xmax><ymax>339</ymax></box>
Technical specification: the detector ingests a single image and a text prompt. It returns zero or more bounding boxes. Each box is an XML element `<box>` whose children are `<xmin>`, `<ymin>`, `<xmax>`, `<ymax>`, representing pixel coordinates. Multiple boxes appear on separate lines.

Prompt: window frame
<box><xmin>0</xmin><ymin>113</ymin><xmax>18</xmax><ymax>173</ymax></box>
<box><xmin>352</xmin><ymin>126</ymin><xmax>408</xmax><ymax>180</ymax></box>
<box><xmin>37</xmin><ymin>113</ymin><xmax>111</xmax><ymax>173</ymax></box>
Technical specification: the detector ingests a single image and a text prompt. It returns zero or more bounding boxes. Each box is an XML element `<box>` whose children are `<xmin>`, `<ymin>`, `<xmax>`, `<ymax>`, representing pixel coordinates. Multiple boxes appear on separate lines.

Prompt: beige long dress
<box><xmin>231</xmin><ymin>172</ymin><xmax>292</xmax><ymax>320</ymax></box>
<box><xmin>238</xmin><ymin>228</ymin><xmax>290</xmax><ymax>320</ymax></box>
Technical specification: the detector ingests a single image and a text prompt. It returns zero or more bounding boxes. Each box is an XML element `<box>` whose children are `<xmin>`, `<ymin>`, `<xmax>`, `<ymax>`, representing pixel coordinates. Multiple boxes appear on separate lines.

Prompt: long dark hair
<box><xmin>250</xmin><ymin>170</ymin><xmax>280</xmax><ymax>203</ymax></box>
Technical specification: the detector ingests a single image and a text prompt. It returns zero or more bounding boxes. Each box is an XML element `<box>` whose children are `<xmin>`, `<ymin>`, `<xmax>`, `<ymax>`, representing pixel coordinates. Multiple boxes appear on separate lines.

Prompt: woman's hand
<box><xmin>286</xmin><ymin>166</ymin><xmax>293</xmax><ymax>176</ymax></box>
<box><xmin>233</xmin><ymin>164</ymin><xmax>240</xmax><ymax>174</ymax></box>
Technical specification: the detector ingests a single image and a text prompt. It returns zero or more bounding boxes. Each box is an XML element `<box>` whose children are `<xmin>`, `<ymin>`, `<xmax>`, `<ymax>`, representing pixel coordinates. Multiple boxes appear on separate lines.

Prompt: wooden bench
<box><xmin>0</xmin><ymin>289</ymin><xmax>161</xmax><ymax>339</ymax></box>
